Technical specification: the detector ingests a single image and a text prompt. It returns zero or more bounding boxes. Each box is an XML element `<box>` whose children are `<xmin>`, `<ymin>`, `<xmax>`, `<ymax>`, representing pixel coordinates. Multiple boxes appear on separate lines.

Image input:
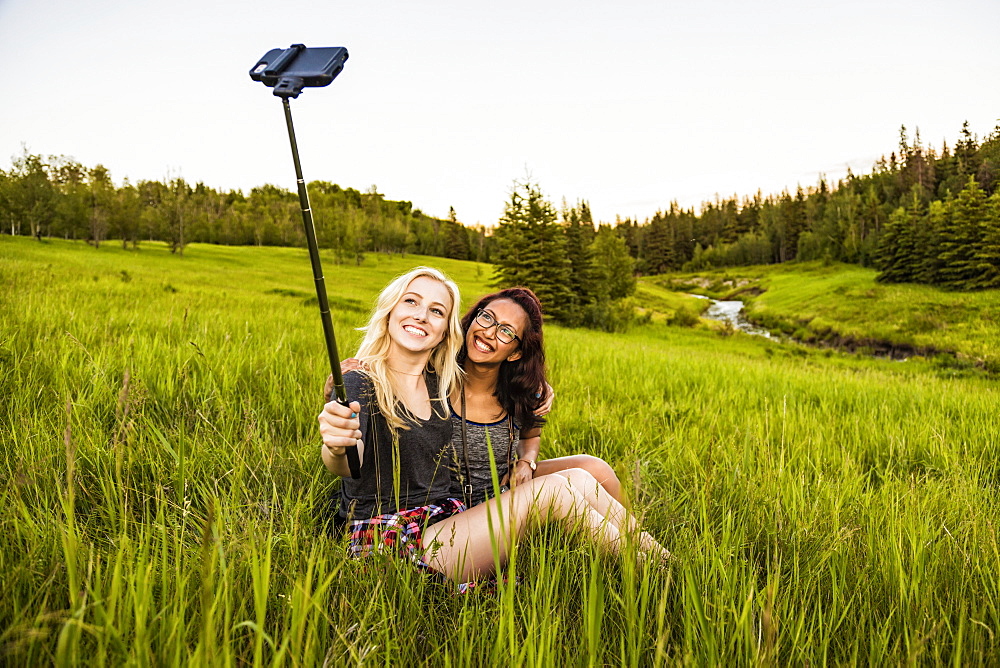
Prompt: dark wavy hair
<box><xmin>457</xmin><ymin>287</ymin><xmax>548</xmax><ymax>431</ymax></box>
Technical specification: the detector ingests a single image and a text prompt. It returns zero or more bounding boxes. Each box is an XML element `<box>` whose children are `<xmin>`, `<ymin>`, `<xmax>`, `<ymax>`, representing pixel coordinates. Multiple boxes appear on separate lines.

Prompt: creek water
<box><xmin>692</xmin><ymin>295</ymin><xmax>775</xmax><ymax>339</ymax></box>
<box><xmin>694</xmin><ymin>295</ymin><xmax>914</xmax><ymax>361</ymax></box>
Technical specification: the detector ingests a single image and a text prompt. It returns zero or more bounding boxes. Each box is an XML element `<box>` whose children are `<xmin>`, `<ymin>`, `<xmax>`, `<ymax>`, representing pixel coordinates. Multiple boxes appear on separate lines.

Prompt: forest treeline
<box><xmin>612</xmin><ymin>122</ymin><xmax>1000</xmax><ymax>290</ymax></box>
<box><xmin>0</xmin><ymin>151</ymin><xmax>490</xmax><ymax>264</ymax></box>
<box><xmin>4</xmin><ymin>121</ymin><xmax>999</xmax><ymax>318</ymax></box>
<box><xmin>485</xmin><ymin>122</ymin><xmax>1000</xmax><ymax>332</ymax></box>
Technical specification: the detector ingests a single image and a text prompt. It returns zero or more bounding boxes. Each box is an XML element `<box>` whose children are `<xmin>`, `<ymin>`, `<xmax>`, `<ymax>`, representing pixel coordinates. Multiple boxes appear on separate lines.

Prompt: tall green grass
<box><xmin>2</xmin><ymin>237</ymin><xmax>999</xmax><ymax>664</ymax></box>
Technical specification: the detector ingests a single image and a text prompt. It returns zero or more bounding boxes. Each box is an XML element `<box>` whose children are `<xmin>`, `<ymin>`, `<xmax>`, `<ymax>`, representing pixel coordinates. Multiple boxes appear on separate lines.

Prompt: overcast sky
<box><xmin>2</xmin><ymin>0</ymin><xmax>998</xmax><ymax>226</ymax></box>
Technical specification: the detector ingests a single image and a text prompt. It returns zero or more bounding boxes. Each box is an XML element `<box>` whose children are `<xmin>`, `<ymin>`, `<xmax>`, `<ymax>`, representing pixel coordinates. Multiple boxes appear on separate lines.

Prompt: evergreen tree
<box><xmin>589</xmin><ymin>225</ymin><xmax>636</xmax><ymax>300</ymax></box>
<box><xmin>444</xmin><ymin>211</ymin><xmax>471</xmax><ymax>260</ymax></box>
<box><xmin>875</xmin><ymin>205</ymin><xmax>917</xmax><ymax>283</ymax></box>
<box><xmin>876</xmin><ymin>190</ymin><xmax>927</xmax><ymax>283</ymax></box>
<box><xmin>977</xmin><ymin>125</ymin><xmax>1000</xmax><ymax>196</ymax></box>
<box><xmin>956</xmin><ymin>121</ymin><xmax>980</xmax><ymax>181</ymax></box>
<box><xmin>858</xmin><ymin>185</ymin><xmax>886</xmax><ymax>266</ymax></box>
<box><xmin>615</xmin><ymin>216</ymin><xmax>642</xmax><ymax>259</ymax></box>
<box><xmin>0</xmin><ymin>169</ymin><xmax>11</xmax><ymax>235</ymax></box>
<box><xmin>738</xmin><ymin>194</ymin><xmax>762</xmax><ymax>239</ymax></box>
<box><xmin>673</xmin><ymin>206</ymin><xmax>698</xmax><ymax>266</ymax></box>
<box><xmin>937</xmin><ymin>176</ymin><xmax>987</xmax><ymax>289</ymax></box>
<box><xmin>971</xmin><ymin>190</ymin><xmax>1000</xmax><ymax>289</ymax></box>
<box><xmin>643</xmin><ymin>211</ymin><xmax>674</xmax><ymax>274</ymax></box>
<box><xmin>918</xmin><ymin>199</ymin><xmax>948</xmax><ymax>285</ymax></box>
<box><xmin>492</xmin><ymin>179</ymin><xmax>574</xmax><ymax>323</ymax></box>
<box><xmin>561</xmin><ymin>200</ymin><xmax>598</xmax><ymax>322</ymax></box>
<box><xmin>786</xmin><ymin>187</ymin><xmax>808</xmax><ymax>261</ymax></box>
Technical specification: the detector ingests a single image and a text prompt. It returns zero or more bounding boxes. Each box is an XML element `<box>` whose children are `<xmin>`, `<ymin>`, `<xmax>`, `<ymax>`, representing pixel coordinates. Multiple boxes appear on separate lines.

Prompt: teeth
<box><xmin>404</xmin><ymin>325</ymin><xmax>427</xmax><ymax>337</ymax></box>
<box><xmin>474</xmin><ymin>337</ymin><xmax>493</xmax><ymax>353</ymax></box>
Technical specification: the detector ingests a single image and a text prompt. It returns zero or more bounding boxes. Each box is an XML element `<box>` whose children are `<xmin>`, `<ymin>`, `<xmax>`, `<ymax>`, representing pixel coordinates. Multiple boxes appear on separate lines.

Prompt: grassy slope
<box><xmin>2</xmin><ymin>237</ymin><xmax>999</xmax><ymax>665</ymax></box>
<box><xmin>648</xmin><ymin>261</ymin><xmax>1000</xmax><ymax>369</ymax></box>
<box><xmin>633</xmin><ymin>281</ymin><xmax>707</xmax><ymax>324</ymax></box>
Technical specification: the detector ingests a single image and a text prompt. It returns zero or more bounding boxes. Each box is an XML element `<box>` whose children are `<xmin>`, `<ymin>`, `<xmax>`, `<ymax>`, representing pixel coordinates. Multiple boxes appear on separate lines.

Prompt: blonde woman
<box><xmin>319</xmin><ymin>267</ymin><xmax>668</xmax><ymax>581</ymax></box>
<box><xmin>320</xmin><ymin>266</ymin><xmax>465</xmax><ymax>542</ymax></box>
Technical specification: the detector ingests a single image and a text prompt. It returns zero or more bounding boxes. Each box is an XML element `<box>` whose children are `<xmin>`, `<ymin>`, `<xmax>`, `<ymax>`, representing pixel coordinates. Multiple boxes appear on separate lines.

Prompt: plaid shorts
<box><xmin>346</xmin><ymin>497</ymin><xmax>467</xmax><ymax>570</ymax></box>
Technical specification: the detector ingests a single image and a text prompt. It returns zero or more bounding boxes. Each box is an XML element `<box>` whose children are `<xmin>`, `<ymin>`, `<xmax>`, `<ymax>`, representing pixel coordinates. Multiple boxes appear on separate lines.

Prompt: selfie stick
<box><xmin>250</xmin><ymin>45</ymin><xmax>361</xmax><ymax>479</ymax></box>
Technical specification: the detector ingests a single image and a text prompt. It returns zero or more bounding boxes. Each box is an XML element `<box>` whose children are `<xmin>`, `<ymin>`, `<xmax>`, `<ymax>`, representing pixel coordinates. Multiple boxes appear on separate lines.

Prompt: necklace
<box><xmin>389</xmin><ymin>366</ymin><xmax>424</xmax><ymax>377</ymax></box>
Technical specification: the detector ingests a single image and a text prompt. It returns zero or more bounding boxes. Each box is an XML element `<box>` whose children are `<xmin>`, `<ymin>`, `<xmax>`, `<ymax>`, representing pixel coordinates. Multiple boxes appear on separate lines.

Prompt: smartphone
<box><xmin>249</xmin><ymin>45</ymin><xmax>349</xmax><ymax>97</ymax></box>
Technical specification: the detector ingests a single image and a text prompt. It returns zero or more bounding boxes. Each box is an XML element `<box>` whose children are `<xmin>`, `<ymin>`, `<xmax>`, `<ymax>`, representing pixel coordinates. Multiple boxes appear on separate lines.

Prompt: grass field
<box><xmin>3</xmin><ymin>237</ymin><xmax>1000</xmax><ymax>665</ymax></box>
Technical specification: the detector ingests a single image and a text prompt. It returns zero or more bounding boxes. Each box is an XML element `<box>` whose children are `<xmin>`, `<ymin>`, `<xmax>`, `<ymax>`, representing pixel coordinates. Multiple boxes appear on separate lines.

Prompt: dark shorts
<box><xmin>345</xmin><ymin>497</ymin><xmax>467</xmax><ymax>570</ymax></box>
<box><xmin>344</xmin><ymin>498</ymin><xmax>509</xmax><ymax>593</ymax></box>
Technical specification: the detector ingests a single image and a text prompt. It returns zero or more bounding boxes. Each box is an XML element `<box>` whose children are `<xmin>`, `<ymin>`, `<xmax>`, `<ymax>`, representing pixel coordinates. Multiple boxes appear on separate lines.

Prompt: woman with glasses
<box><xmin>320</xmin><ymin>270</ymin><xmax>669</xmax><ymax>584</ymax></box>
<box><xmin>450</xmin><ymin>288</ymin><xmax>624</xmax><ymax>508</ymax></box>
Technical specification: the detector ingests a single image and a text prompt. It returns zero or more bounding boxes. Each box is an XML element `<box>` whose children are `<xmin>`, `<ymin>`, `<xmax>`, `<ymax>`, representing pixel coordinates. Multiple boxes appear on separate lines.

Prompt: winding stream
<box><xmin>693</xmin><ymin>295</ymin><xmax>914</xmax><ymax>361</ymax></box>
<box><xmin>692</xmin><ymin>295</ymin><xmax>774</xmax><ymax>339</ymax></box>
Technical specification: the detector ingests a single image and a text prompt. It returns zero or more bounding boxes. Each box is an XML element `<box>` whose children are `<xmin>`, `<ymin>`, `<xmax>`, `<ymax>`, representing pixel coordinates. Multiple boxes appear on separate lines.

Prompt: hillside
<box><xmin>644</xmin><ymin>261</ymin><xmax>1000</xmax><ymax>373</ymax></box>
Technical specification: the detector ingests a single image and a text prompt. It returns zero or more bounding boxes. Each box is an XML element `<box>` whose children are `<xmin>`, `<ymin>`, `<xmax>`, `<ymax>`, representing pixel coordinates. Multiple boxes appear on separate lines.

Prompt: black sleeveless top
<box><xmin>336</xmin><ymin>370</ymin><xmax>455</xmax><ymax>523</ymax></box>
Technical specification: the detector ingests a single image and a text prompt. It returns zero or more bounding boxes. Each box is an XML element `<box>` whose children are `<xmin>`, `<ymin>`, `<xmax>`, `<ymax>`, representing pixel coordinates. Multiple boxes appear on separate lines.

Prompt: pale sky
<box><xmin>2</xmin><ymin>0</ymin><xmax>998</xmax><ymax>227</ymax></box>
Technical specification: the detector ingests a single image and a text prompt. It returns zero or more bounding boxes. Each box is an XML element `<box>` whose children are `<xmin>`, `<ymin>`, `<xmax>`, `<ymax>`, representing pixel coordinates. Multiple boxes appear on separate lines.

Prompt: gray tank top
<box><xmin>449</xmin><ymin>404</ymin><xmax>516</xmax><ymax>505</ymax></box>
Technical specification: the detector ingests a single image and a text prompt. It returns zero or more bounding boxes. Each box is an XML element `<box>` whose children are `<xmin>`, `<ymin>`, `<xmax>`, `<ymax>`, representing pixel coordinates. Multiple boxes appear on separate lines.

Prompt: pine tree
<box><xmin>492</xmin><ymin>179</ymin><xmax>574</xmax><ymax>323</ymax></box>
<box><xmin>971</xmin><ymin>190</ymin><xmax>1000</xmax><ymax>289</ymax></box>
<box><xmin>643</xmin><ymin>211</ymin><xmax>674</xmax><ymax>274</ymax></box>
<box><xmin>937</xmin><ymin>176</ymin><xmax>987</xmax><ymax>289</ymax></box>
<box><xmin>876</xmin><ymin>190</ymin><xmax>925</xmax><ymax>283</ymax></box>
<box><xmin>590</xmin><ymin>225</ymin><xmax>636</xmax><ymax>300</ymax></box>
<box><xmin>673</xmin><ymin>205</ymin><xmax>698</xmax><ymax>266</ymax></box>
<box><xmin>918</xmin><ymin>199</ymin><xmax>948</xmax><ymax>285</ymax></box>
<box><xmin>774</xmin><ymin>191</ymin><xmax>806</xmax><ymax>262</ymax></box>
<box><xmin>875</xmin><ymin>206</ymin><xmax>915</xmax><ymax>283</ymax></box>
<box><xmin>561</xmin><ymin>200</ymin><xmax>598</xmax><ymax>323</ymax></box>
<box><xmin>444</xmin><ymin>221</ymin><xmax>470</xmax><ymax>260</ymax></box>
<box><xmin>444</xmin><ymin>207</ymin><xmax>470</xmax><ymax>260</ymax></box>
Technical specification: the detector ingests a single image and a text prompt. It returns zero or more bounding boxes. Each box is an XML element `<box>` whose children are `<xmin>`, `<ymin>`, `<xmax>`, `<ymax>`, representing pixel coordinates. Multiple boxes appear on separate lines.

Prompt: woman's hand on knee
<box><xmin>510</xmin><ymin>460</ymin><xmax>535</xmax><ymax>487</ymax></box>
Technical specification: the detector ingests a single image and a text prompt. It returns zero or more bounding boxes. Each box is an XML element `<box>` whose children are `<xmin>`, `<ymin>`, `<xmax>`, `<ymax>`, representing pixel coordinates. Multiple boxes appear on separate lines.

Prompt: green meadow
<box><xmin>648</xmin><ymin>262</ymin><xmax>1000</xmax><ymax>372</ymax></box>
<box><xmin>2</xmin><ymin>236</ymin><xmax>999</xmax><ymax>665</ymax></box>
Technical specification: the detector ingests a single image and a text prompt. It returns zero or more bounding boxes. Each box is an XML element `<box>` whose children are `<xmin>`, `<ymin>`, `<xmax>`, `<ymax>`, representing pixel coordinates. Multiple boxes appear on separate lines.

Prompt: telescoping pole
<box><xmin>281</xmin><ymin>97</ymin><xmax>361</xmax><ymax>479</ymax></box>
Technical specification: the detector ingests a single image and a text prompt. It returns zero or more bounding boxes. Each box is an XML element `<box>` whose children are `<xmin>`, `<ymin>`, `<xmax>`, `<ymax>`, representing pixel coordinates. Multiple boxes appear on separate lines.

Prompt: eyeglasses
<box><xmin>474</xmin><ymin>309</ymin><xmax>521</xmax><ymax>345</ymax></box>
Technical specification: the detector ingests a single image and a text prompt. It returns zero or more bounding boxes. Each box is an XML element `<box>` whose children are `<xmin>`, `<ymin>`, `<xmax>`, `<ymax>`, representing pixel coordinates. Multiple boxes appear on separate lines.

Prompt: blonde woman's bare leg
<box><xmin>553</xmin><ymin>468</ymin><xmax>669</xmax><ymax>559</ymax></box>
<box><xmin>422</xmin><ymin>474</ymin><xmax>622</xmax><ymax>582</ymax></box>
<box><xmin>422</xmin><ymin>471</ymin><xmax>668</xmax><ymax>581</ymax></box>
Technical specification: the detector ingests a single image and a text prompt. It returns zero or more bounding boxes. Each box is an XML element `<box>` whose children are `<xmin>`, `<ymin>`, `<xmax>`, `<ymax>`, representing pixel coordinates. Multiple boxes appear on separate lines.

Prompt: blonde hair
<box><xmin>356</xmin><ymin>267</ymin><xmax>464</xmax><ymax>430</ymax></box>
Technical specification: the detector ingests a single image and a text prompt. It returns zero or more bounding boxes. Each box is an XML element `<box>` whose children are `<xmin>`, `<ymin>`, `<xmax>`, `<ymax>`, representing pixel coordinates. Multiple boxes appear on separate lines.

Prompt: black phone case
<box><xmin>249</xmin><ymin>46</ymin><xmax>349</xmax><ymax>89</ymax></box>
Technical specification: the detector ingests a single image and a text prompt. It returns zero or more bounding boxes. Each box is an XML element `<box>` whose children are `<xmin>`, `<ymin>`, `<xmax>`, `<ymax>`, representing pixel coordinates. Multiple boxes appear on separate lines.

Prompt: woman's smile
<box><xmin>465</xmin><ymin>298</ymin><xmax>527</xmax><ymax>363</ymax></box>
<box><xmin>472</xmin><ymin>335</ymin><xmax>495</xmax><ymax>353</ymax></box>
<box><xmin>388</xmin><ymin>275</ymin><xmax>452</xmax><ymax>353</ymax></box>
